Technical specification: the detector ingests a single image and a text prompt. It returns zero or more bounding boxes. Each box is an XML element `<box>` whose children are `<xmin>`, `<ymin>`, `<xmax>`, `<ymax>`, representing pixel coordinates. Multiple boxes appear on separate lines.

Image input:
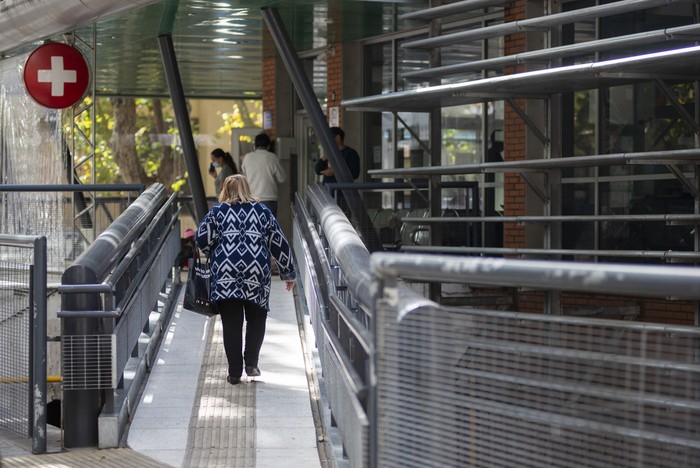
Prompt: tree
<box><xmin>217</xmin><ymin>100</ymin><xmax>262</xmax><ymax>137</ymax></box>
<box><xmin>73</xmin><ymin>98</ymin><xmax>261</xmax><ymax>193</ymax></box>
<box><xmin>110</xmin><ymin>97</ymin><xmax>152</xmax><ymax>185</ymax></box>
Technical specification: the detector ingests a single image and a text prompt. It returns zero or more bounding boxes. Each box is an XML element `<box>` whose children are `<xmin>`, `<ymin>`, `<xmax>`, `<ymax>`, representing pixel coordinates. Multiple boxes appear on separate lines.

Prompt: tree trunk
<box><xmin>235</xmin><ymin>100</ymin><xmax>255</xmax><ymax>127</ymax></box>
<box><xmin>152</xmin><ymin>99</ymin><xmax>176</xmax><ymax>192</ymax></box>
<box><xmin>110</xmin><ymin>97</ymin><xmax>152</xmax><ymax>185</ymax></box>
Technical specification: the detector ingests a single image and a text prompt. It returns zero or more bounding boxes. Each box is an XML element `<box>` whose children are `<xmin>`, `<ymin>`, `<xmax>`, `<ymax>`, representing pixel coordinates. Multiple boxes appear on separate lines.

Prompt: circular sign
<box><xmin>23</xmin><ymin>43</ymin><xmax>90</xmax><ymax>109</ymax></box>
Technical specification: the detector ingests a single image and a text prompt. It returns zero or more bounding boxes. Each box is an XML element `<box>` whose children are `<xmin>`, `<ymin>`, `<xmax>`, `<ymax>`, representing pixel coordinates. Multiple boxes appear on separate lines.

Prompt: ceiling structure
<box><xmin>6</xmin><ymin>0</ymin><xmax>417</xmax><ymax>99</ymax></box>
<box><xmin>344</xmin><ymin>44</ymin><xmax>700</xmax><ymax>112</ymax></box>
<box><xmin>6</xmin><ymin>0</ymin><xmax>696</xmax><ymax>107</ymax></box>
<box><xmin>1</xmin><ymin>0</ymin><xmax>419</xmax><ymax>99</ymax></box>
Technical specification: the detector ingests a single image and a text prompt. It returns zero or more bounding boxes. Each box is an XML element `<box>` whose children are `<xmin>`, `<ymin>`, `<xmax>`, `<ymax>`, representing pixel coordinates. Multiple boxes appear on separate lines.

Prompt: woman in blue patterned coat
<box><xmin>196</xmin><ymin>174</ymin><xmax>296</xmax><ymax>385</ymax></box>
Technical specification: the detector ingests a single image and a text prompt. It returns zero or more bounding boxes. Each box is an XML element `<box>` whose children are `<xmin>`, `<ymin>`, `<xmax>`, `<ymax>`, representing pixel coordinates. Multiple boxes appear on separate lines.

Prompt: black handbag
<box><xmin>183</xmin><ymin>252</ymin><xmax>217</xmax><ymax>316</ymax></box>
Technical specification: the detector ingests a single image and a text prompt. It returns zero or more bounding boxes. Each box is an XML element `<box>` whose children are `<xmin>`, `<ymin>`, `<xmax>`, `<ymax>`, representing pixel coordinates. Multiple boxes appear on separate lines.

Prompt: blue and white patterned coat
<box><xmin>195</xmin><ymin>201</ymin><xmax>296</xmax><ymax>311</ymax></box>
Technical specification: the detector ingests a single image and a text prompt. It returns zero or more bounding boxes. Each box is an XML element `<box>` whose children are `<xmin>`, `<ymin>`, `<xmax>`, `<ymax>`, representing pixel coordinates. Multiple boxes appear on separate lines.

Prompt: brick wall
<box><xmin>262</xmin><ymin>56</ymin><xmax>276</xmax><ymax>140</ymax></box>
<box><xmin>503</xmin><ymin>0</ymin><xmax>527</xmax><ymax>252</ymax></box>
<box><xmin>326</xmin><ymin>42</ymin><xmax>343</xmax><ymax>126</ymax></box>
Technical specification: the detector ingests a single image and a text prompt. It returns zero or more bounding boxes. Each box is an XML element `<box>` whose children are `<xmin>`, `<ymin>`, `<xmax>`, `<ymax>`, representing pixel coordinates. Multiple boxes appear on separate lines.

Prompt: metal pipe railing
<box><xmin>28</xmin><ymin>235</ymin><xmax>47</xmax><ymax>455</ymax></box>
<box><xmin>401</xmin><ymin>245</ymin><xmax>700</xmax><ymax>261</ymax></box>
<box><xmin>305</xmin><ymin>183</ymin><xmax>375</xmax><ymax>313</ymax></box>
<box><xmin>369</xmin><ymin>252</ymin><xmax>700</xmax><ymax>467</ymax></box>
<box><xmin>399</xmin><ymin>0</ymin><xmax>511</xmax><ymax>21</ymax></box>
<box><xmin>343</xmin><ymin>44</ymin><xmax>700</xmax><ymax>112</ymax></box>
<box><xmin>402</xmin><ymin>0</ymin><xmax>675</xmax><ymax>49</ymax></box>
<box><xmin>59</xmin><ymin>183</ymin><xmax>166</xmax><ymax>448</ymax></box>
<box><xmin>367</xmin><ymin>148</ymin><xmax>700</xmax><ymax>177</ymax></box>
<box><xmin>371</xmin><ymin>252</ymin><xmax>700</xmax><ymax>300</ymax></box>
<box><xmin>68</xmin><ymin>184</ymin><xmax>165</xmax><ymax>282</ymax></box>
<box><xmin>405</xmin><ymin>23</ymin><xmax>700</xmax><ymax>79</ymax></box>
<box><xmin>402</xmin><ymin>214</ymin><xmax>700</xmax><ymax>223</ymax></box>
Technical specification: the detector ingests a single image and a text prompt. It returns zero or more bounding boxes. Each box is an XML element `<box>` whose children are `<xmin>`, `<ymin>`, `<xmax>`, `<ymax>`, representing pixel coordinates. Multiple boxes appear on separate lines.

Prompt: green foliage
<box><xmin>71</xmin><ymin>97</ymin><xmax>261</xmax><ymax>189</ymax></box>
<box><xmin>217</xmin><ymin>100</ymin><xmax>262</xmax><ymax>139</ymax></box>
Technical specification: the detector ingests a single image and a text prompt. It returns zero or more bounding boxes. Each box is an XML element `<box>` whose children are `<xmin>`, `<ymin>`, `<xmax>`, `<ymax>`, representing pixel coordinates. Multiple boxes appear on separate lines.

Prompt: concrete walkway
<box><xmin>129</xmin><ymin>278</ymin><xmax>322</xmax><ymax>467</ymax></box>
<box><xmin>0</xmin><ymin>278</ymin><xmax>323</xmax><ymax>468</ymax></box>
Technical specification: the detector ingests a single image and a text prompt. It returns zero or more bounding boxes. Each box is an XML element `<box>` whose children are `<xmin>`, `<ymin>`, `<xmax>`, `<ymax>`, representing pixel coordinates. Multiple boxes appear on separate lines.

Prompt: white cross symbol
<box><xmin>37</xmin><ymin>56</ymin><xmax>77</xmax><ymax>97</ymax></box>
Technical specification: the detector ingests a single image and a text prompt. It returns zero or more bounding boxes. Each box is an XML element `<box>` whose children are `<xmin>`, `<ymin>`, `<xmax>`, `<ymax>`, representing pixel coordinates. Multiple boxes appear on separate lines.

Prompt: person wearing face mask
<box><xmin>209</xmin><ymin>148</ymin><xmax>239</xmax><ymax>195</ymax></box>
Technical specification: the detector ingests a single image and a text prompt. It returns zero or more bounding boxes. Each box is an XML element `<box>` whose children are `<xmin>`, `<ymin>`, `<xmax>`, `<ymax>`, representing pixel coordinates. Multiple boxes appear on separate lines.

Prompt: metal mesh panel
<box><xmin>322</xmin><ymin>332</ymin><xmax>369</xmax><ymax>468</ymax></box>
<box><xmin>0</xmin><ymin>255</ymin><xmax>31</xmax><ymax>436</ymax></box>
<box><xmin>376</xmin><ymin>305</ymin><xmax>700</xmax><ymax>468</ymax></box>
<box><xmin>62</xmin><ymin>334</ymin><xmax>116</xmax><ymax>389</ymax></box>
<box><xmin>114</xmin><ymin>228</ymin><xmax>180</xmax><ymax>380</ymax></box>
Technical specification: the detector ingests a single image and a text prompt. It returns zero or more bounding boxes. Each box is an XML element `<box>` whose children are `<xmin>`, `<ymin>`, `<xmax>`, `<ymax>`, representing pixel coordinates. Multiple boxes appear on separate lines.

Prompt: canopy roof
<box><xmin>1</xmin><ymin>0</ymin><xmax>408</xmax><ymax>99</ymax></box>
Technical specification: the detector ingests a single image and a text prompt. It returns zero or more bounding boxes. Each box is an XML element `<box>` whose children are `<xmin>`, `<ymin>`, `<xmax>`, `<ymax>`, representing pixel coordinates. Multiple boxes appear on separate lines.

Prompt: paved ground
<box><xmin>0</xmin><ymin>278</ymin><xmax>325</xmax><ymax>468</ymax></box>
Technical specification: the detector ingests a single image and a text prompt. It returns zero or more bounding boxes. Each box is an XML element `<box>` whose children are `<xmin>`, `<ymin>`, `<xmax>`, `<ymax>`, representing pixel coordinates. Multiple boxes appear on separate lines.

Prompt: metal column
<box><xmin>61</xmin><ymin>265</ymin><xmax>102</xmax><ymax>448</ymax></box>
<box><xmin>158</xmin><ymin>34</ymin><xmax>209</xmax><ymax>223</ymax></box>
<box><xmin>31</xmin><ymin>236</ymin><xmax>48</xmax><ymax>454</ymax></box>
<box><xmin>261</xmin><ymin>7</ymin><xmax>382</xmax><ymax>252</ymax></box>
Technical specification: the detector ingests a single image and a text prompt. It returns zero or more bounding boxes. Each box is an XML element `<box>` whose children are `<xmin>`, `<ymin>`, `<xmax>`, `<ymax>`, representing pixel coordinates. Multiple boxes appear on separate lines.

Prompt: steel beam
<box><xmin>261</xmin><ymin>7</ymin><xmax>382</xmax><ymax>252</ymax></box>
<box><xmin>402</xmin><ymin>0</ymin><xmax>674</xmax><ymax>49</ymax></box>
<box><xmin>158</xmin><ymin>34</ymin><xmax>209</xmax><ymax>223</ymax></box>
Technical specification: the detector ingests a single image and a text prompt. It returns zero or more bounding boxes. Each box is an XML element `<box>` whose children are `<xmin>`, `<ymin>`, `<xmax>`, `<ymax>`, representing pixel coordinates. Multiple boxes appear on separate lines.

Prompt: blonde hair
<box><xmin>219</xmin><ymin>174</ymin><xmax>258</xmax><ymax>203</ymax></box>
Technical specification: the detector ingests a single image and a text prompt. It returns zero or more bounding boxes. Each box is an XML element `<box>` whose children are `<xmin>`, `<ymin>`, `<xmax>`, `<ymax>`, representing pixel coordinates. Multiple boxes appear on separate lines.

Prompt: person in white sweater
<box><xmin>240</xmin><ymin>133</ymin><xmax>286</xmax><ymax>216</ymax></box>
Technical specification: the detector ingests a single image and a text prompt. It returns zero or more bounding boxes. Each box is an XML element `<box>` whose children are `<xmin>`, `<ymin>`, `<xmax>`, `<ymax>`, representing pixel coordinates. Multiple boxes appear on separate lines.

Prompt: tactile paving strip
<box><xmin>182</xmin><ymin>315</ymin><xmax>257</xmax><ymax>468</ymax></box>
<box><xmin>1</xmin><ymin>448</ymin><xmax>170</xmax><ymax>467</ymax></box>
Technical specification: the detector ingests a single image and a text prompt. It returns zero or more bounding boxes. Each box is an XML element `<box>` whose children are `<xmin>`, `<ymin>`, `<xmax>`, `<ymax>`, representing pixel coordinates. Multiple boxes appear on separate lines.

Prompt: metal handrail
<box><xmin>367</xmin><ymin>148</ymin><xmax>700</xmax><ymax>178</ymax></box>
<box><xmin>369</xmin><ymin>251</ymin><xmax>700</xmax><ymax>466</ymax></box>
<box><xmin>402</xmin><ymin>214</ymin><xmax>700</xmax><ymax>223</ymax></box>
<box><xmin>0</xmin><ymin>184</ymin><xmax>144</xmax><ymax>192</ymax></box>
<box><xmin>399</xmin><ymin>0</ymin><xmax>510</xmax><ymax>21</ymax></box>
<box><xmin>305</xmin><ymin>183</ymin><xmax>375</xmax><ymax>313</ymax></box>
<box><xmin>64</xmin><ymin>184</ymin><xmax>166</xmax><ymax>282</ymax></box>
<box><xmin>405</xmin><ymin>23</ymin><xmax>700</xmax><ymax>79</ymax></box>
<box><xmin>371</xmin><ymin>252</ymin><xmax>700</xmax><ymax>299</ymax></box>
<box><xmin>401</xmin><ymin>245</ymin><xmax>700</xmax><ymax>261</ymax></box>
<box><xmin>402</xmin><ymin>0</ymin><xmax>674</xmax><ymax>49</ymax></box>
<box><xmin>58</xmin><ymin>183</ymin><xmax>176</xmax><ymax>448</ymax></box>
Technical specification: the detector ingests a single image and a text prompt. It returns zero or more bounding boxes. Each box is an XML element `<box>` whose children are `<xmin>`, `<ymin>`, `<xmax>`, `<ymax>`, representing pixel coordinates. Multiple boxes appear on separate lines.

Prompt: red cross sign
<box><xmin>23</xmin><ymin>43</ymin><xmax>90</xmax><ymax>109</ymax></box>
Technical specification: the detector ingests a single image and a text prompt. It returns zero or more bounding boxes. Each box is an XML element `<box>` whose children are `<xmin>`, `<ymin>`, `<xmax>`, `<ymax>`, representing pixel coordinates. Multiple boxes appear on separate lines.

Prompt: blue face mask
<box><xmin>212</xmin><ymin>162</ymin><xmax>221</xmax><ymax>168</ymax></box>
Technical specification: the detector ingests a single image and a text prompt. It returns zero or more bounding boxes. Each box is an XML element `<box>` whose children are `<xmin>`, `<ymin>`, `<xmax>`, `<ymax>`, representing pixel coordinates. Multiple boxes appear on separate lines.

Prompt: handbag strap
<box><xmin>194</xmin><ymin>246</ymin><xmax>212</xmax><ymax>268</ymax></box>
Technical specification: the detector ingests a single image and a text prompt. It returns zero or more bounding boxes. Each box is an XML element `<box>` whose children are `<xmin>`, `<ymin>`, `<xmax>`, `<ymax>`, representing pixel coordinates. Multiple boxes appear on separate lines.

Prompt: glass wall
<box><xmin>363</xmin><ymin>21</ymin><xmax>504</xmax><ymax>209</ymax></box>
<box><xmin>562</xmin><ymin>0</ymin><xmax>698</xmax><ymax>259</ymax></box>
<box><xmin>361</xmin><ymin>12</ymin><xmax>506</xmax><ymax>249</ymax></box>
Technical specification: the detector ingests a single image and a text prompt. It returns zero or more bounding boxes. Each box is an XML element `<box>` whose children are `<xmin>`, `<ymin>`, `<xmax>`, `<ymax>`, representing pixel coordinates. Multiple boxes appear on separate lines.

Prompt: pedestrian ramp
<box><xmin>127</xmin><ymin>278</ymin><xmax>322</xmax><ymax>467</ymax></box>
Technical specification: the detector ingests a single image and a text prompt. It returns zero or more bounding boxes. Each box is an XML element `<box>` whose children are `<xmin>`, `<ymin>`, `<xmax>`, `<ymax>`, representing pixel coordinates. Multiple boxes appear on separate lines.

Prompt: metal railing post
<box><xmin>31</xmin><ymin>236</ymin><xmax>48</xmax><ymax>453</ymax></box>
<box><xmin>61</xmin><ymin>264</ymin><xmax>102</xmax><ymax>448</ymax></box>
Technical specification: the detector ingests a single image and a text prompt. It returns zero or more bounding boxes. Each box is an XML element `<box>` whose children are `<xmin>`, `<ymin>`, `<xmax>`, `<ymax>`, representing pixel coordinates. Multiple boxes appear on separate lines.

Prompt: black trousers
<box><xmin>217</xmin><ymin>298</ymin><xmax>268</xmax><ymax>378</ymax></box>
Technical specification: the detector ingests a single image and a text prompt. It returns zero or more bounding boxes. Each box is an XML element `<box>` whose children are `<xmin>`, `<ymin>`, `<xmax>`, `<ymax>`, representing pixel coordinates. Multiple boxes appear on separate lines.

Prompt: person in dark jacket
<box><xmin>314</xmin><ymin>126</ymin><xmax>360</xmax><ymax>184</ymax></box>
<box><xmin>195</xmin><ymin>174</ymin><xmax>296</xmax><ymax>385</ymax></box>
<box><xmin>314</xmin><ymin>126</ymin><xmax>360</xmax><ymax>215</ymax></box>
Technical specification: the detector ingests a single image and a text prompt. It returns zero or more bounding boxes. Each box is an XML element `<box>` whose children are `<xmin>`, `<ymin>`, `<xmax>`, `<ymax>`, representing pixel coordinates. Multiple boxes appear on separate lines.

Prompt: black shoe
<box><xmin>227</xmin><ymin>375</ymin><xmax>241</xmax><ymax>385</ymax></box>
<box><xmin>245</xmin><ymin>366</ymin><xmax>261</xmax><ymax>377</ymax></box>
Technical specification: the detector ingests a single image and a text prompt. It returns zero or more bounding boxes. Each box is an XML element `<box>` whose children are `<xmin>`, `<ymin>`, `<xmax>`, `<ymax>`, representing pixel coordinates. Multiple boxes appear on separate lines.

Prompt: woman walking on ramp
<box><xmin>196</xmin><ymin>174</ymin><xmax>296</xmax><ymax>385</ymax></box>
